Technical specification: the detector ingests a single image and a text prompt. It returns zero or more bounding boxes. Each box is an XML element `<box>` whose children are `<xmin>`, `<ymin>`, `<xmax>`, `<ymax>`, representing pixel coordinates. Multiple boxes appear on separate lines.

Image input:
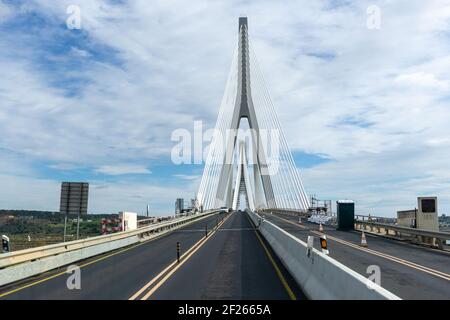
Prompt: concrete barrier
<box><xmin>0</xmin><ymin>210</ymin><xmax>218</xmax><ymax>287</ymax></box>
<box><xmin>247</xmin><ymin>211</ymin><xmax>400</xmax><ymax>300</ymax></box>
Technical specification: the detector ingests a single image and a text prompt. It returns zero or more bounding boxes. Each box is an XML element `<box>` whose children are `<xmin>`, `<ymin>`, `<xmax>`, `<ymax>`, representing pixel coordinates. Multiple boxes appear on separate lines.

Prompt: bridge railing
<box><xmin>355</xmin><ymin>214</ymin><xmax>396</xmax><ymax>224</ymax></box>
<box><xmin>137</xmin><ymin>211</ymin><xmax>199</xmax><ymax>226</ymax></box>
<box><xmin>0</xmin><ymin>210</ymin><xmax>219</xmax><ymax>287</ymax></box>
<box><xmin>355</xmin><ymin>220</ymin><xmax>450</xmax><ymax>249</ymax></box>
<box><xmin>261</xmin><ymin>208</ymin><xmax>310</xmax><ymax>218</ymax></box>
<box><xmin>247</xmin><ymin>210</ymin><xmax>400</xmax><ymax>300</ymax></box>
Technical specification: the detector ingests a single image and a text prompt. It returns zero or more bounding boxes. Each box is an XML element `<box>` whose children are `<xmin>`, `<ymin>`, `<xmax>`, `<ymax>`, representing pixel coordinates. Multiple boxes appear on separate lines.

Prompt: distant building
<box><xmin>397</xmin><ymin>197</ymin><xmax>439</xmax><ymax>231</ymax></box>
<box><xmin>119</xmin><ymin>211</ymin><xmax>137</xmax><ymax>231</ymax></box>
<box><xmin>175</xmin><ymin>198</ymin><xmax>184</xmax><ymax>214</ymax></box>
<box><xmin>60</xmin><ymin>182</ymin><xmax>89</xmax><ymax>216</ymax></box>
<box><xmin>417</xmin><ymin>196</ymin><xmax>439</xmax><ymax>231</ymax></box>
<box><xmin>397</xmin><ymin>209</ymin><xmax>416</xmax><ymax>228</ymax></box>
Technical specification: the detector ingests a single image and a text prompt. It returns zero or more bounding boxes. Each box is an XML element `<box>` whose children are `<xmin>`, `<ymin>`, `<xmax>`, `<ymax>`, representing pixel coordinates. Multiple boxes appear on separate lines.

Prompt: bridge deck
<box><xmin>149</xmin><ymin>210</ymin><xmax>303</xmax><ymax>300</ymax></box>
<box><xmin>0</xmin><ymin>213</ymin><xmax>224</xmax><ymax>299</ymax></box>
<box><xmin>0</xmin><ymin>211</ymin><xmax>302</xmax><ymax>300</ymax></box>
<box><xmin>260</xmin><ymin>212</ymin><xmax>450</xmax><ymax>300</ymax></box>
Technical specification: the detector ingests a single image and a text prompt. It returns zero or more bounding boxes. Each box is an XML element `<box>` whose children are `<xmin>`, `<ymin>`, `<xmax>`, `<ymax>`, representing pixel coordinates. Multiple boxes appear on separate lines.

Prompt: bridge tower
<box><xmin>214</xmin><ymin>17</ymin><xmax>275</xmax><ymax>210</ymax></box>
<box><xmin>196</xmin><ymin>17</ymin><xmax>310</xmax><ymax>211</ymax></box>
<box><xmin>232</xmin><ymin>140</ymin><xmax>255</xmax><ymax>210</ymax></box>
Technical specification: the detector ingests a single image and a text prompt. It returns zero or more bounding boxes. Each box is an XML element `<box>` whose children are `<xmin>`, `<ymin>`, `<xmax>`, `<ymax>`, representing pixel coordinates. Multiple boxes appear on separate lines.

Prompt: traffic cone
<box><xmin>319</xmin><ymin>223</ymin><xmax>324</xmax><ymax>232</ymax></box>
<box><xmin>360</xmin><ymin>231</ymin><xmax>368</xmax><ymax>247</ymax></box>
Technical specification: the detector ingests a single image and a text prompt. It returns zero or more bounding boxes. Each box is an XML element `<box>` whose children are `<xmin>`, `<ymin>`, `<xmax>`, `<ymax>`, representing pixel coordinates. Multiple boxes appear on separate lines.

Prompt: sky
<box><xmin>0</xmin><ymin>0</ymin><xmax>449</xmax><ymax>216</ymax></box>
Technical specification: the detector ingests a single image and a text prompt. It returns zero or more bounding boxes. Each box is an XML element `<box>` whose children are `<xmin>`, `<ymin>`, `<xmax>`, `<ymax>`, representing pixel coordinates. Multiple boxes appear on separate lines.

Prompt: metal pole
<box><xmin>76</xmin><ymin>212</ymin><xmax>80</xmax><ymax>240</ymax></box>
<box><xmin>64</xmin><ymin>182</ymin><xmax>70</xmax><ymax>242</ymax></box>
<box><xmin>63</xmin><ymin>214</ymin><xmax>67</xmax><ymax>242</ymax></box>
<box><xmin>77</xmin><ymin>183</ymin><xmax>83</xmax><ymax>240</ymax></box>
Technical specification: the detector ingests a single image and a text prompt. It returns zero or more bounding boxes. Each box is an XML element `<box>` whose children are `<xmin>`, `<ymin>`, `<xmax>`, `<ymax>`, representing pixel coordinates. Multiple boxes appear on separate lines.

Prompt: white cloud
<box><xmin>0</xmin><ymin>1</ymin><xmax>14</xmax><ymax>23</ymax></box>
<box><xmin>395</xmin><ymin>72</ymin><xmax>449</xmax><ymax>90</ymax></box>
<box><xmin>0</xmin><ymin>0</ymin><xmax>449</xmax><ymax>216</ymax></box>
<box><xmin>0</xmin><ymin>173</ymin><xmax>195</xmax><ymax>215</ymax></box>
<box><xmin>173</xmin><ymin>174</ymin><xmax>199</xmax><ymax>181</ymax></box>
<box><xmin>88</xmin><ymin>180</ymin><xmax>196</xmax><ymax>215</ymax></box>
<box><xmin>0</xmin><ymin>174</ymin><xmax>60</xmax><ymax>212</ymax></box>
<box><xmin>70</xmin><ymin>46</ymin><xmax>92</xmax><ymax>58</ymax></box>
<box><xmin>48</xmin><ymin>163</ymin><xmax>80</xmax><ymax>171</ymax></box>
<box><xmin>95</xmin><ymin>165</ymin><xmax>151</xmax><ymax>175</ymax></box>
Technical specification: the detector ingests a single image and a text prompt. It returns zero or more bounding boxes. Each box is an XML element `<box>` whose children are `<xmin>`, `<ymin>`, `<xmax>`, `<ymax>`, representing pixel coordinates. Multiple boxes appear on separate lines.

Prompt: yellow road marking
<box><xmin>246</xmin><ymin>213</ymin><xmax>297</xmax><ymax>300</ymax></box>
<box><xmin>266</xmin><ymin>213</ymin><xmax>450</xmax><ymax>282</ymax></box>
<box><xmin>0</xmin><ymin>214</ymin><xmax>221</xmax><ymax>298</ymax></box>
<box><xmin>0</xmin><ymin>239</ymin><xmax>148</xmax><ymax>298</ymax></box>
<box><xmin>316</xmin><ymin>232</ymin><xmax>450</xmax><ymax>281</ymax></box>
<box><xmin>128</xmin><ymin>260</ymin><xmax>178</xmax><ymax>300</ymax></box>
<box><xmin>133</xmin><ymin>213</ymin><xmax>233</xmax><ymax>300</ymax></box>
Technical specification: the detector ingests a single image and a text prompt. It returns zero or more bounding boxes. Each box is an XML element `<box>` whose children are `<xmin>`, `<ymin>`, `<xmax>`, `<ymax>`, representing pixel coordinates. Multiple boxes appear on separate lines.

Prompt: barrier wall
<box><xmin>0</xmin><ymin>210</ymin><xmax>218</xmax><ymax>287</ymax></box>
<box><xmin>247</xmin><ymin>211</ymin><xmax>400</xmax><ymax>300</ymax></box>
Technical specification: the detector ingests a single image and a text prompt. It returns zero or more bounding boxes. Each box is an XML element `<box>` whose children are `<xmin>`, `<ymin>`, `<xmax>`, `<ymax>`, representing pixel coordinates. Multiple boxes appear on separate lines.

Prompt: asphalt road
<box><xmin>149</xmin><ymin>211</ymin><xmax>304</xmax><ymax>300</ymax></box>
<box><xmin>0</xmin><ymin>213</ymin><xmax>225</xmax><ymax>300</ymax></box>
<box><xmin>260</xmin><ymin>212</ymin><xmax>450</xmax><ymax>300</ymax></box>
<box><xmin>0</xmin><ymin>211</ymin><xmax>304</xmax><ymax>300</ymax></box>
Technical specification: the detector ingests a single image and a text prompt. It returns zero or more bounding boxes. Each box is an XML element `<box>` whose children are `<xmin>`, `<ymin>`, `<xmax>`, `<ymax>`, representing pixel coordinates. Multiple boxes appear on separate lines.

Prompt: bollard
<box><xmin>320</xmin><ymin>235</ymin><xmax>329</xmax><ymax>255</ymax></box>
<box><xmin>205</xmin><ymin>225</ymin><xmax>208</xmax><ymax>238</ymax></box>
<box><xmin>2</xmin><ymin>235</ymin><xmax>10</xmax><ymax>253</ymax></box>
<box><xmin>176</xmin><ymin>242</ymin><xmax>180</xmax><ymax>262</ymax></box>
<box><xmin>307</xmin><ymin>236</ymin><xmax>314</xmax><ymax>258</ymax></box>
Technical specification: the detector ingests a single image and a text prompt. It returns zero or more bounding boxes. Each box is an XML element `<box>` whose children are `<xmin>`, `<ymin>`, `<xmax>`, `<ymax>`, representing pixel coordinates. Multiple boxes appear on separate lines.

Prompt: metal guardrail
<box><xmin>355</xmin><ymin>220</ymin><xmax>450</xmax><ymax>249</ymax></box>
<box><xmin>0</xmin><ymin>210</ymin><xmax>218</xmax><ymax>269</ymax></box>
<box><xmin>261</xmin><ymin>208</ymin><xmax>309</xmax><ymax>218</ymax></box>
<box><xmin>137</xmin><ymin>212</ymin><xmax>198</xmax><ymax>225</ymax></box>
<box><xmin>355</xmin><ymin>214</ymin><xmax>396</xmax><ymax>223</ymax></box>
<box><xmin>247</xmin><ymin>210</ymin><xmax>400</xmax><ymax>300</ymax></box>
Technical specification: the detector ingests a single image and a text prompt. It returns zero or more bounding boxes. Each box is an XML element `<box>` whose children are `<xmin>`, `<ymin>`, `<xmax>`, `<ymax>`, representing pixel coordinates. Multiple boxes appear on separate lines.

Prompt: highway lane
<box><xmin>142</xmin><ymin>211</ymin><xmax>304</xmax><ymax>300</ymax></box>
<box><xmin>260</xmin><ymin>212</ymin><xmax>450</xmax><ymax>300</ymax></box>
<box><xmin>0</xmin><ymin>213</ymin><xmax>225</xmax><ymax>300</ymax></box>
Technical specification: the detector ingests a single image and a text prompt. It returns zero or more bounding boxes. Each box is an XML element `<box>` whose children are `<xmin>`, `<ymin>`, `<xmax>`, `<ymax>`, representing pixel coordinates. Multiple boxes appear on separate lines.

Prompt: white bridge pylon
<box><xmin>196</xmin><ymin>17</ymin><xmax>310</xmax><ymax>211</ymax></box>
<box><xmin>232</xmin><ymin>141</ymin><xmax>255</xmax><ymax>211</ymax></box>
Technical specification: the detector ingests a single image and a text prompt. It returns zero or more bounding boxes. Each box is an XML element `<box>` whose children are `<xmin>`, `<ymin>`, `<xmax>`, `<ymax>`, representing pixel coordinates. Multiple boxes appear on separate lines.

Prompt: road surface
<box><xmin>0</xmin><ymin>211</ymin><xmax>303</xmax><ymax>300</ymax></box>
<box><xmin>259</xmin><ymin>212</ymin><xmax>450</xmax><ymax>300</ymax></box>
<box><xmin>148</xmin><ymin>210</ymin><xmax>303</xmax><ymax>300</ymax></box>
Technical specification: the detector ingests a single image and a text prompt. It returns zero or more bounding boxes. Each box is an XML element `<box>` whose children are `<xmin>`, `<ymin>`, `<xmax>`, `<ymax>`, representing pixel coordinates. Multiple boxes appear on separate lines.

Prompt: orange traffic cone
<box><xmin>319</xmin><ymin>223</ymin><xmax>324</xmax><ymax>232</ymax></box>
<box><xmin>360</xmin><ymin>231</ymin><xmax>368</xmax><ymax>247</ymax></box>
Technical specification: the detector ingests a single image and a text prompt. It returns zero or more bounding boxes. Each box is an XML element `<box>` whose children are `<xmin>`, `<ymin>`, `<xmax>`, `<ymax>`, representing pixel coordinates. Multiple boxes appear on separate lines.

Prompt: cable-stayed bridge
<box><xmin>197</xmin><ymin>17</ymin><xmax>309</xmax><ymax>212</ymax></box>
<box><xmin>0</xmin><ymin>17</ymin><xmax>449</xmax><ymax>301</ymax></box>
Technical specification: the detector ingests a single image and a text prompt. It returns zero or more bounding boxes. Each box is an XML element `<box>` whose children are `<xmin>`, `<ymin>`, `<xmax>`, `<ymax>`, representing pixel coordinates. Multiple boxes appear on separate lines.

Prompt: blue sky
<box><xmin>0</xmin><ymin>0</ymin><xmax>449</xmax><ymax>216</ymax></box>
